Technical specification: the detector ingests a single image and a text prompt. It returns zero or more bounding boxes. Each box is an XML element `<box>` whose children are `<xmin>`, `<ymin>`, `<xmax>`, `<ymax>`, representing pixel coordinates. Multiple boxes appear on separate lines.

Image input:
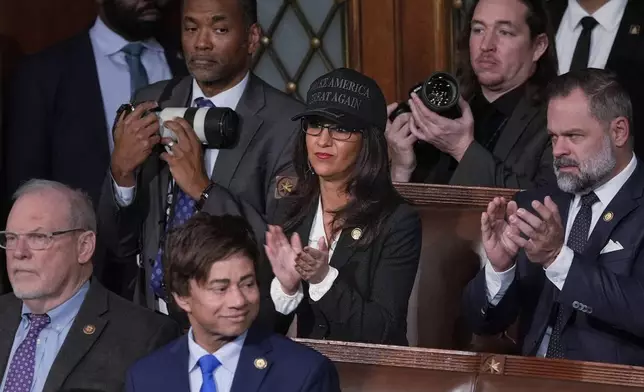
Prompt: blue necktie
<box><xmin>194</xmin><ymin>97</ymin><xmax>215</xmax><ymax>108</ymax></box>
<box><xmin>546</xmin><ymin>192</ymin><xmax>599</xmax><ymax>358</ymax></box>
<box><xmin>149</xmin><ymin>97</ymin><xmax>216</xmax><ymax>298</ymax></box>
<box><xmin>2</xmin><ymin>314</ymin><xmax>50</xmax><ymax>392</ymax></box>
<box><xmin>122</xmin><ymin>42</ymin><xmax>150</xmax><ymax>98</ymax></box>
<box><xmin>198</xmin><ymin>355</ymin><xmax>221</xmax><ymax>392</ymax></box>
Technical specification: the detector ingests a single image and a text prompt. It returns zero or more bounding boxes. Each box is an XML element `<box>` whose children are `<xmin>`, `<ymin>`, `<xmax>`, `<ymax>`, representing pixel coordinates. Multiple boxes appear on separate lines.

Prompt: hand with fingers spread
<box><xmin>408</xmin><ymin>93</ymin><xmax>475</xmax><ymax>162</ymax></box>
<box><xmin>111</xmin><ymin>101</ymin><xmax>161</xmax><ymax>187</ymax></box>
<box><xmin>385</xmin><ymin>103</ymin><xmax>417</xmax><ymax>182</ymax></box>
<box><xmin>264</xmin><ymin>225</ymin><xmax>303</xmax><ymax>295</ymax></box>
<box><xmin>481</xmin><ymin>197</ymin><xmax>521</xmax><ymax>272</ymax></box>
<box><xmin>295</xmin><ymin>237</ymin><xmax>330</xmax><ymax>284</ymax></box>
<box><xmin>506</xmin><ymin>196</ymin><xmax>564</xmax><ymax>268</ymax></box>
<box><xmin>159</xmin><ymin>118</ymin><xmax>210</xmax><ymax>200</ymax></box>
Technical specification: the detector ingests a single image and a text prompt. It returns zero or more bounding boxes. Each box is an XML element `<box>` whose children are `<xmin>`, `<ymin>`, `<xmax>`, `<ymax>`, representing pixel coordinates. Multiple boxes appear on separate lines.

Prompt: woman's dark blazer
<box><xmin>204</xmin><ymin>182</ymin><xmax>422</xmax><ymax>345</ymax></box>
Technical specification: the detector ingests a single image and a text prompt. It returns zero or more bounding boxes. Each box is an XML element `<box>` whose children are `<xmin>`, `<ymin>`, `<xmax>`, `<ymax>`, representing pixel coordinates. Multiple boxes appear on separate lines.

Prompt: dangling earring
<box><xmin>307</xmin><ymin>160</ymin><xmax>315</xmax><ymax>175</ymax></box>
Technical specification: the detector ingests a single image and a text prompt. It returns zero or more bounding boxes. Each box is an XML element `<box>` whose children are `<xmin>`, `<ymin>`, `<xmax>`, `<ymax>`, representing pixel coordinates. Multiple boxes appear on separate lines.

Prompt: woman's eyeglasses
<box><xmin>301</xmin><ymin>119</ymin><xmax>361</xmax><ymax>141</ymax></box>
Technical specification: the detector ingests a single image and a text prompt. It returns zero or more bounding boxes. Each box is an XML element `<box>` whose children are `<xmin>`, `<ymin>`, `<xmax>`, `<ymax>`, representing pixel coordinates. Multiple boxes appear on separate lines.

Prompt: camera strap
<box><xmin>158</xmin><ymin>178</ymin><xmax>179</xmax><ymax>245</ymax></box>
<box><xmin>155</xmin><ymin>77</ymin><xmax>191</xmax><ymax>248</ymax></box>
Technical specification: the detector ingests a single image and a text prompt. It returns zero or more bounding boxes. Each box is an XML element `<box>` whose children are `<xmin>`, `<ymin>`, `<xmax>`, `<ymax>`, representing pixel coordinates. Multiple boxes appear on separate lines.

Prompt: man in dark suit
<box><xmin>3</xmin><ymin>0</ymin><xmax>185</xmax><ymax>207</ymax></box>
<box><xmin>386</xmin><ymin>0</ymin><xmax>558</xmax><ymax>188</ymax></box>
<box><xmin>2</xmin><ymin>0</ymin><xmax>187</xmax><ymax>296</ymax></box>
<box><xmin>98</xmin><ymin>0</ymin><xmax>303</xmax><ymax>319</ymax></box>
<box><xmin>463</xmin><ymin>69</ymin><xmax>644</xmax><ymax>365</ymax></box>
<box><xmin>0</xmin><ymin>179</ymin><xmax>180</xmax><ymax>392</ymax></box>
<box><xmin>125</xmin><ymin>213</ymin><xmax>340</xmax><ymax>392</ymax></box>
<box><xmin>547</xmin><ymin>0</ymin><xmax>644</xmax><ymax>160</ymax></box>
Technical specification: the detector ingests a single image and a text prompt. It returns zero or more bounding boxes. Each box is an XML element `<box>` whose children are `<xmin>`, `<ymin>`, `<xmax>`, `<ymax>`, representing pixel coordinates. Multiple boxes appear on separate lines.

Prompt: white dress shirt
<box><xmin>271</xmin><ymin>197</ymin><xmax>341</xmax><ymax>315</ymax></box>
<box><xmin>187</xmin><ymin>329</ymin><xmax>246</xmax><ymax>392</ymax></box>
<box><xmin>89</xmin><ymin>16</ymin><xmax>172</xmax><ymax>152</ymax></box>
<box><xmin>112</xmin><ymin>72</ymin><xmax>250</xmax><ymax>206</ymax></box>
<box><xmin>555</xmin><ymin>0</ymin><xmax>628</xmax><ymax>74</ymax></box>
<box><xmin>484</xmin><ymin>153</ymin><xmax>637</xmax><ymax>356</ymax></box>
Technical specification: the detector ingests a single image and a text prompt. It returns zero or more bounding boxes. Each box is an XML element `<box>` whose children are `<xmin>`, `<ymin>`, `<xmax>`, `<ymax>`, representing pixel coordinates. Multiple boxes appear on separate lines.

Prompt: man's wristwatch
<box><xmin>196</xmin><ymin>182</ymin><xmax>215</xmax><ymax>210</ymax></box>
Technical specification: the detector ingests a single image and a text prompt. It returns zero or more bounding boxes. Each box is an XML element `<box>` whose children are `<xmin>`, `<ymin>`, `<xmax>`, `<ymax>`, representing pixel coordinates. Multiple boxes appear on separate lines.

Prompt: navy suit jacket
<box><xmin>2</xmin><ymin>30</ymin><xmax>185</xmax><ymax>206</ymax></box>
<box><xmin>124</xmin><ymin>325</ymin><xmax>341</xmax><ymax>392</ymax></box>
<box><xmin>464</xmin><ymin>160</ymin><xmax>644</xmax><ymax>365</ymax></box>
<box><xmin>1</xmin><ymin>29</ymin><xmax>185</xmax><ymax>297</ymax></box>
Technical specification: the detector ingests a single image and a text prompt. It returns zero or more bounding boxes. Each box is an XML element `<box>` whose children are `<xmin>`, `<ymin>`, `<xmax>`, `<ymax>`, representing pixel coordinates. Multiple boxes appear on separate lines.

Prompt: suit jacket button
<box><xmin>586</xmin><ymin>306</ymin><xmax>593</xmax><ymax>314</ymax></box>
<box><xmin>572</xmin><ymin>301</ymin><xmax>580</xmax><ymax>309</ymax></box>
<box><xmin>480</xmin><ymin>308</ymin><xmax>487</xmax><ymax>316</ymax></box>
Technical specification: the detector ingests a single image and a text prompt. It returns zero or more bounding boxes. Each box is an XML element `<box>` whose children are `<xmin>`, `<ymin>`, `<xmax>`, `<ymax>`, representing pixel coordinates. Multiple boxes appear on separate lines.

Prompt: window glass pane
<box><xmin>254</xmin><ymin>51</ymin><xmax>286</xmax><ymax>93</ymax></box>
<box><xmin>322</xmin><ymin>10</ymin><xmax>345</xmax><ymax>69</ymax></box>
<box><xmin>298</xmin><ymin>52</ymin><xmax>326</xmax><ymax>98</ymax></box>
<box><xmin>299</xmin><ymin>0</ymin><xmax>334</xmax><ymax>33</ymax></box>
<box><xmin>254</xmin><ymin>1</ymin><xmax>347</xmax><ymax>98</ymax></box>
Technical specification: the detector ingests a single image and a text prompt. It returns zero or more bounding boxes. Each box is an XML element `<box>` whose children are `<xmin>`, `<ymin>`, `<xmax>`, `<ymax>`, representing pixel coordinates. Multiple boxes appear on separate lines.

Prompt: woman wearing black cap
<box><xmin>196</xmin><ymin>68</ymin><xmax>421</xmax><ymax>345</ymax></box>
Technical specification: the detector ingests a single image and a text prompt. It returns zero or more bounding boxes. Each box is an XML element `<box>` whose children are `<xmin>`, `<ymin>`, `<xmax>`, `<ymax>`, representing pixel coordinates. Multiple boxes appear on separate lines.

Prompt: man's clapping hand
<box><xmin>481</xmin><ymin>197</ymin><xmax>521</xmax><ymax>272</ymax></box>
<box><xmin>505</xmin><ymin>197</ymin><xmax>564</xmax><ymax>268</ymax></box>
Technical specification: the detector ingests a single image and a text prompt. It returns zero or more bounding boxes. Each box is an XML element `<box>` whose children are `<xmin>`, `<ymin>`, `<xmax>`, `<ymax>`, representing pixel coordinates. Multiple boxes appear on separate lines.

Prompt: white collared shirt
<box><xmin>187</xmin><ymin>329</ymin><xmax>247</xmax><ymax>392</ymax></box>
<box><xmin>484</xmin><ymin>153</ymin><xmax>637</xmax><ymax>356</ymax></box>
<box><xmin>192</xmin><ymin>73</ymin><xmax>249</xmax><ymax>178</ymax></box>
<box><xmin>112</xmin><ymin>72</ymin><xmax>250</xmax><ymax>207</ymax></box>
<box><xmin>271</xmin><ymin>197</ymin><xmax>340</xmax><ymax>315</ymax></box>
<box><xmin>89</xmin><ymin>16</ymin><xmax>172</xmax><ymax>152</ymax></box>
<box><xmin>555</xmin><ymin>0</ymin><xmax>628</xmax><ymax>74</ymax></box>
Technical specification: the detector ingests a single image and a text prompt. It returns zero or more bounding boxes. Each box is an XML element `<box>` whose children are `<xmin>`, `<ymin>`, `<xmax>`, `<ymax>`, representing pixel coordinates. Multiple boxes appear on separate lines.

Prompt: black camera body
<box><xmin>389</xmin><ymin>71</ymin><xmax>462</xmax><ymax>122</ymax></box>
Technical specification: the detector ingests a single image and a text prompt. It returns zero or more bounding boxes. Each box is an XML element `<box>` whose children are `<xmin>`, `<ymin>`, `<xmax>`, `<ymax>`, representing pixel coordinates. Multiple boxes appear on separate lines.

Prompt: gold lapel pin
<box><xmin>603</xmin><ymin>211</ymin><xmax>614</xmax><ymax>222</ymax></box>
<box><xmin>630</xmin><ymin>24</ymin><xmax>640</xmax><ymax>35</ymax></box>
<box><xmin>351</xmin><ymin>228</ymin><xmax>362</xmax><ymax>240</ymax></box>
<box><xmin>83</xmin><ymin>324</ymin><xmax>96</xmax><ymax>335</ymax></box>
<box><xmin>254</xmin><ymin>358</ymin><xmax>267</xmax><ymax>369</ymax></box>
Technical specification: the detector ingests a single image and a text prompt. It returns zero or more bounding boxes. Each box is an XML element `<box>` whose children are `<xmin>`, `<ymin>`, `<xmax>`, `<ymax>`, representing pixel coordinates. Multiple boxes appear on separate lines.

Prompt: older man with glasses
<box><xmin>0</xmin><ymin>179</ymin><xmax>180</xmax><ymax>392</ymax></box>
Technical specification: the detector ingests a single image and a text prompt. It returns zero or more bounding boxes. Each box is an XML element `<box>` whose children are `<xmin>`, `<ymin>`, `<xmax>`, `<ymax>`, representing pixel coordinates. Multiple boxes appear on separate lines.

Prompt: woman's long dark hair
<box><xmin>455</xmin><ymin>0</ymin><xmax>558</xmax><ymax>103</ymax></box>
<box><xmin>282</xmin><ymin>122</ymin><xmax>403</xmax><ymax>247</ymax></box>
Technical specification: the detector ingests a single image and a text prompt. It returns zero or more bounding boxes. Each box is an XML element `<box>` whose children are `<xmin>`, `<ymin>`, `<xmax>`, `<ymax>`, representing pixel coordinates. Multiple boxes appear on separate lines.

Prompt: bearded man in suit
<box><xmin>464</xmin><ymin>68</ymin><xmax>644</xmax><ymax>365</ymax></box>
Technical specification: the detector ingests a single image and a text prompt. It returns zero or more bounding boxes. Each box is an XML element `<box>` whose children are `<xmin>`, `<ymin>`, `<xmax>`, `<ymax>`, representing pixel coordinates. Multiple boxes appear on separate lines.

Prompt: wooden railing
<box><xmin>298</xmin><ymin>339</ymin><xmax>644</xmax><ymax>390</ymax></box>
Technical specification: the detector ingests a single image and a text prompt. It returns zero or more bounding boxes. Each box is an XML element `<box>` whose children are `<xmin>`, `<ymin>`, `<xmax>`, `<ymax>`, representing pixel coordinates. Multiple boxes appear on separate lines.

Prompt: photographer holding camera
<box><xmin>387</xmin><ymin>0</ymin><xmax>557</xmax><ymax>188</ymax></box>
<box><xmin>98</xmin><ymin>0</ymin><xmax>303</xmax><ymax>322</ymax></box>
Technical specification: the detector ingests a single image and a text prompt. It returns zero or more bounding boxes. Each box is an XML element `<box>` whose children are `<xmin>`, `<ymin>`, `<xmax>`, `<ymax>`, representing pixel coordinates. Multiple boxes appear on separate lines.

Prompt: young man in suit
<box><xmin>386</xmin><ymin>0</ymin><xmax>558</xmax><ymax>188</ymax></box>
<box><xmin>98</xmin><ymin>0</ymin><xmax>304</xmax><ymax>322</ymax></box>
<box><xmin>547</xmin><ymin>0</ymin><xmax>644</xmax><ymax>166</ymax></box>
<box><xmin>0</xmin><ymin>179</ymin><xmax>181</xmax><ymax>392</ymax></box>
<box><xmin>464</xmin><ymin>68</ymin><xmax>644</xmax><ymax>365</ymax></box>
<box><xmin>125</xmin><ymin>213</ymin><xmax>340</xmax><ymax>392</ymax></box>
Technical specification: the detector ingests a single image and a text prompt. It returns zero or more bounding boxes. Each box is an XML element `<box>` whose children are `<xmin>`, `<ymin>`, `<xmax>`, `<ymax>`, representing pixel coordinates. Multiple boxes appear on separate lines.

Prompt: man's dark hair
<box><xmin>455</xmin><ymin>0</ymin><xmax>558</xmax><ymax>102</ymax></box>
<box><xmin>164</xmin><ymin>213</ymin><xmax>260</xmax><ymax>297</ymax></box>
<box><xmin>547</xmin><ymin>68</ymin><xmax>634</xmax><ymax>132</ymax></box>
<box><xmin>180</xmin><ymin>0</ymin><xmax>257</xmax><ymax>26</ymax></box>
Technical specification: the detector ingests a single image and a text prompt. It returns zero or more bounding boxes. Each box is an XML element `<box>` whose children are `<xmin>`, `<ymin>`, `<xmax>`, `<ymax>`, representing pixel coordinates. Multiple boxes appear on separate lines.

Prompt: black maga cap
<box><xmin>292</xmin><ymin>67</ymin><xmax>387</xmax><ymax>131</ymax></box>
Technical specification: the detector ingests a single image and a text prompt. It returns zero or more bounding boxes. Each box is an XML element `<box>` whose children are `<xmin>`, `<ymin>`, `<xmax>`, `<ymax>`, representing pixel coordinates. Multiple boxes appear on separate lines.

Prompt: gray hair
<box><xmin>547</xmin><ymin>68</ymin><xmax>634</xmax><ymax>133</ymax></box>
<box><xmin>12</xmin><ymin>179</ymin><xmax>97</xmax><ymax>232</ymax></box>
